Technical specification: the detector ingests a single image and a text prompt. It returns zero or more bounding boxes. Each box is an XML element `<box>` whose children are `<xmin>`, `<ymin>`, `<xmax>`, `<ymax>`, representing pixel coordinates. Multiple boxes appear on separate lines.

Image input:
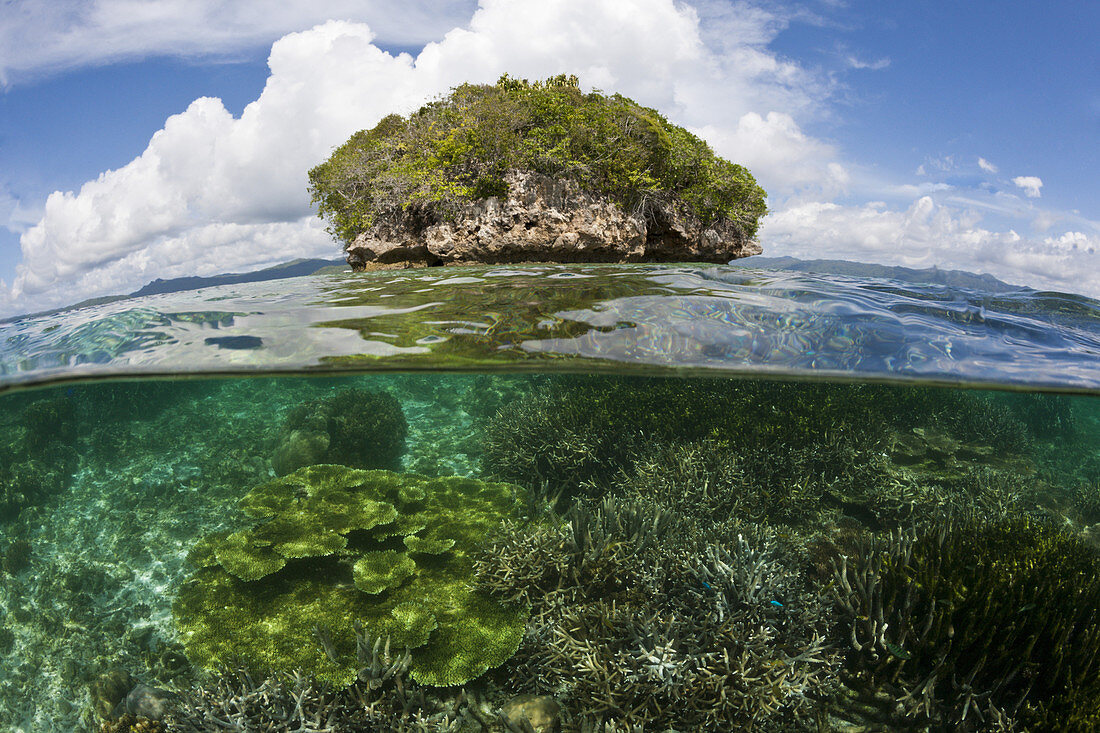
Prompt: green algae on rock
<box><xmin>173</xmin><ymin>465</ymin><xmax>529</xmax><ymax>687</ymax></box>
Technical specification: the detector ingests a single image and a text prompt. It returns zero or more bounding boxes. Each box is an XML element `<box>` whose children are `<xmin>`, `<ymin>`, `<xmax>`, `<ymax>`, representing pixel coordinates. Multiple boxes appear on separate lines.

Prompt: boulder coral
<box><xmin>271</xmin><ymin>389</ymin><xmax>407</xmax><ymax>476</ymax></box>
<box><xmin>173</xmin><ymin>465</ymin><xmax>529</xmax><ymax>687</ymax></box>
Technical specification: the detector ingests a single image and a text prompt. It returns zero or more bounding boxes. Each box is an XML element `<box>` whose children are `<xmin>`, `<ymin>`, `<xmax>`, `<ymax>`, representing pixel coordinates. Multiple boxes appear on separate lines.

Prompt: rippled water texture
<box><xmin>3</xmin><ymin>263</ymin><xmax>1099</xmax><ymax>391</ymax></box>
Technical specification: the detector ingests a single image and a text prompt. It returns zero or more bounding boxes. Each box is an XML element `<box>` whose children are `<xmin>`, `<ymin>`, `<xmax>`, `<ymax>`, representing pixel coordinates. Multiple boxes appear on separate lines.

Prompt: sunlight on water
<box><xmin>2</xmin><ymin>264</ymin><xmax>1099</xmax><ymax>391</ymax></box>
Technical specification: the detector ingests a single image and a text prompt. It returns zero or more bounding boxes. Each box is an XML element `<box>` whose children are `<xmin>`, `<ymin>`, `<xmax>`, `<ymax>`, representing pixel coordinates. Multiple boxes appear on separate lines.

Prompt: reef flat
<box><xmin>0</xmin><ymin>374</ymin><xmax>1097</xmax><ymax>732</ymax></box>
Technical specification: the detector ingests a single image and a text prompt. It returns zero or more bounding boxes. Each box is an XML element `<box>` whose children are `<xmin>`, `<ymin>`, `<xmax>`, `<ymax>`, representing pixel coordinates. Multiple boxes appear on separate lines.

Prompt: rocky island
<box><xmin>308</xmin><ymin>75</ymin><xmax>767</xmax><ymax>269</ymax></box>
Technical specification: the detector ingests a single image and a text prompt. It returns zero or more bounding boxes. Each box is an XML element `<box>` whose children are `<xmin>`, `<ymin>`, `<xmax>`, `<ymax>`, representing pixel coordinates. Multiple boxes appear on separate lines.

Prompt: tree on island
<box><xmin>308</xmin><ymin>74</ymin><xmax>767</xmax><ymax>260</ymax></box>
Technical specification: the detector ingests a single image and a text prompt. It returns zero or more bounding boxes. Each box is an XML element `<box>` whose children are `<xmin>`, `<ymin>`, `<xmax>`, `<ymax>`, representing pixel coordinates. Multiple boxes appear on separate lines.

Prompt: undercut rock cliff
<box><xmin>345</xmin><ymin>170</ymin><xmax>762</xmax><ymax>270</ymax></box>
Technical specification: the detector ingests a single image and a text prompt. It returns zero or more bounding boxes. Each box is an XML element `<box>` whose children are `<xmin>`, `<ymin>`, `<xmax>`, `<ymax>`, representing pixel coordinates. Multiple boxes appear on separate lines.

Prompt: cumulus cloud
<box><xmin>9</xmin><ymin>0</ymin><xmax>846</xmax><ymax>313</ymax></box>
<box><xmin>0</xmin><ymin>0</ymin><xmax>477</xmax><ymax>86</ymax></box>
<box><xmin>760</xmin><ymin>196</ymin><xmax>1100</xmax><ymax>296</ymax></box>
<box><xmin>5</xmin><ymin>0</ymin><xmax>1091</xmax><ymax>315</ymax></box>
<box><xmin>978</xmin><ymin>157</ymin><xmax>998</xmax><ymax>174</ymax></box>
<box><xmin>1013</xmin><ymin>175</ymin><xmax>1043</xmax><ymax>198</ymax></box>
<box><xmin>695</xmin><ymin>112</ymin><xmax>849</xmax><ymax>199</ymax></box>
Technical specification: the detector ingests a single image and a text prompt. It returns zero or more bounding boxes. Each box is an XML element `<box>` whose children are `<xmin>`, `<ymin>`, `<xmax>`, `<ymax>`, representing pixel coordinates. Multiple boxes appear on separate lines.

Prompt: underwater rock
<box><xmin>174</xmin><ymin>466</ymin><xmax>529</xmax><ymax>687</ymax></box>
<box><xmin>913</xmin><ymin>426</ymin><xmax>961</xmax><ymax>459</ymax></box>
<box><xmin>123</xmin><ymin>683</ymin><xmax>176</xmax><ymax>720</ymax></box>
<box><xmin>270</xmin><ymin>428</ymin><xmax>329</xmax><ymax>476</ymax></box>
<box><xmin>888</xmin><ymin>432</ymin><xmax>927</xmax><ymax>464</ymax></box>
<box><xmin>499</xmin><ymin>694</ymin><xmax>561</xmax><ymax>733</ymax></box>
<box><xmin>89</xmin><ymin>667</ymin><xmax>133</xmax><ymax>720</ymax></box>
<box><xmin>272</xmin><ymin>388</ymin><xmax>407</xmax><ymax>475</ymax></box>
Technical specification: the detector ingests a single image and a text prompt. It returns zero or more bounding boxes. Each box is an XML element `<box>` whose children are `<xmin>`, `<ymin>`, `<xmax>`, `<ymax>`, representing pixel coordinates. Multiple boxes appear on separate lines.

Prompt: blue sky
<box><xmin>0</xmin><ymin>0</ymin><xmax>1097</xmax><ymax>314</ymax></box>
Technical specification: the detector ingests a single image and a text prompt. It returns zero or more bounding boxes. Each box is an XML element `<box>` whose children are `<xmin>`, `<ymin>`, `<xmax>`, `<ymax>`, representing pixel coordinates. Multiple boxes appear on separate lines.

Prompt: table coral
<box><xmin>173</xmin><ymin>465</ymin><xmax>529</xmax><ymax>687</ymax></box>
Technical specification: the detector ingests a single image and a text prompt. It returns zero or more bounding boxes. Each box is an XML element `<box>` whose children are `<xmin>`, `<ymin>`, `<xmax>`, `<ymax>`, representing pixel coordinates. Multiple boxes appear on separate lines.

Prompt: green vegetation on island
<box><xmin>308</xmin><ymin>74</ymin><xmax>767</xmax><ymax>245</ymax></box>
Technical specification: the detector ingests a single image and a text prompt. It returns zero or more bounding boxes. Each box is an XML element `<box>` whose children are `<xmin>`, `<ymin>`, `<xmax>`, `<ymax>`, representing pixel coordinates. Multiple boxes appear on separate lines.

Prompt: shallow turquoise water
<box><xmin>3</xmin><ymin>263</ymin><xmax>1099</xmax><ymax>390</ymax></box>
<box><xmin>1</xmin><ymin>264</ymin><xmax>1099</xmax><ymax>731</ymax></box>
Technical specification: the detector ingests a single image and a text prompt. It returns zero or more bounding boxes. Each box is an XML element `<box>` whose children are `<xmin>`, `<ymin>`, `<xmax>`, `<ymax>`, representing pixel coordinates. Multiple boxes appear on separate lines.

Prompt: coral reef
<box><xmin>0</xmin><ymin>393</ymin><xmax>79</xmax><ymax>522</ymax></box>
<box><xmin>166</xmin><ymin>627</ymin><xmax>507</xmax><ymax>732</ymax></box>
<box><xmin>21</xmin><ymin>393</ymin><xmax>78</xmax><ymax>451</ymax></box>
<box><xmin>272</xmin><ymin>388</ymin><xmax>408</xmax><ymax>475</ymax></box>
<box><xmin>480</xmin><ymin>377</ymin><xmax>1032</xmax><ymax>505</ymax></box>
<box><xmin>1</xmin><ymin>537</ymin><xmax>32</xmax><ymax>575</ymax></box>
<box><xmin>0</xmin><ymin>376</ymin><xmax>492</xmax><ymax>729</ymax></box>
<box><xmin>996</xmin><ymin>391</ymin><xmax>1078</xmax><ymax>441</ymax></box>
<box><xmin>476</xmin><ymin>497</ymin><xmax>839</xmax><ymax>729</ymax></box>
<box><xmin>831</xmin><ymin>514</ymin><xmax>1100</xmax><ymax>730</ymax></box>
<box><xmin>0</xmin><ymin>372</ymin><xmax>1092</xmax><ymax>730</ymax></box>
<box><xmin>0</xmin><ymin>379</ymin><xmax>284</xmax><ymax>730</ymax></box>
<box><xmin>174</xmin><ymin>466</ymin><xmax>529</xmax><ymax>687</ymax></box>
<box><xmin>98</xmin><ymin>714</ymin><xmax>165</xmax><ymax>733</ymax></box>
<box><xmin>79</xmin><ymin>380</ymin><xmax>211</xmax><ymax>425</ymax></box>
<box><xmin>482</xmin><ymin>376</ymin><xmax>1044</xmax><ymax>537</ymax></box>
<box><xmin>1075</xmin><ymin>479</ymin><xmax>1100</xmax><ymax>524</ymax></box>
<box><xmin>614</xmin><ymin>434</ymin><xmax>891</xmax><ymax>526</ymax></box>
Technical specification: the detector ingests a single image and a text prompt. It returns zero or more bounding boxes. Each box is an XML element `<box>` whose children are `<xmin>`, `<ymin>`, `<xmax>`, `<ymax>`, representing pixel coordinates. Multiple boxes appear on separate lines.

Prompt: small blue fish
<box><xmin>701</xmin><ymin>580</ymin><xmax>713</xmax><ymax>591</ymax></box>
<box><xmin>770</xmin><ymin>600</ymin><xmax>784</xmax><ymax>608</ymax></box>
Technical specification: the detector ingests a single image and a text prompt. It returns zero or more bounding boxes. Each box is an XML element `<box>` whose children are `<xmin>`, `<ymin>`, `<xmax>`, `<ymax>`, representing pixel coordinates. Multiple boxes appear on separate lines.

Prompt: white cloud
<box><xmin>761</xmin><ymin>197</ymin><xmax>1100</xmax><ymax>296</ymax></box>
<box><xmin>9</xmin><ymin>0</ymin><xmax>846</xmax><ymax>314</ymax></box>
<box><xmin>4</xmin><ymin>0</ymin><xmax>1093</xmax><ymax>314</ymax></box>
<box><xmin>1013</xmin><ymin>175</ymin><xmax>1043</xmax><ymax>198</ymax></box>
<box><xmin>0</xmin><ymin>0</ymin><xmax>477</xmax><ymax>86</ymax></box>
<box><xmin>845</xmin><ymin>55</ymin><xmax>890</xmax><ymax>71</ymax></box>
<box><xmin>883</xmin><ymin>182</ymin><xmax>953</xmax><ymax>198</ymax></box>
<box><xmin>978</xmin><ymin>157</ymin><xmax>998</xmax><ymax>174</ymax></box>
<box><xmin>695</xmin><ymin>112</ymin><xmax>849</xmax><ymax>199</ymax></box>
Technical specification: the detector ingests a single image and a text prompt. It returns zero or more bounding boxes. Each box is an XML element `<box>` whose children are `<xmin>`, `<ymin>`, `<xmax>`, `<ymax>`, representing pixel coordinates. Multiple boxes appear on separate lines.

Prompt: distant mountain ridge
<box><xmin>5</xmin><ymin>257</ymin><xmax>347</xmax><ymax>323</ymax></box>
<box><xmin>7</xmin><ymin>254</ymin><xmax>1028</xmax><ymax>324</ymax></box>
<box><xmin>129</xmin><ymin>257</ymin><xmax>347</xmax><ymax>296</ymax></box>
<box><xmin>732</xmin><ymin>256</ymin><xmax>1026</xmax><ymax>293</ymax></box>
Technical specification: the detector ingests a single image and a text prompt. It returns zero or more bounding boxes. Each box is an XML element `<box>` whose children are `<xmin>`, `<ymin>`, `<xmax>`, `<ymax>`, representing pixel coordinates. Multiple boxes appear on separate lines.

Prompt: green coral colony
<box><xmin>174</xmin><ymin>465</ymin><xmax>528</xmax><ymax>688</ymax></box>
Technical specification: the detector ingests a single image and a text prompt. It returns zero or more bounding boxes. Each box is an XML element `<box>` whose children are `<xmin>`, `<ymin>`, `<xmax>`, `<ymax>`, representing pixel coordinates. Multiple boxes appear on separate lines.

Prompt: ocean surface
<box><xmin>0</xmin><ymin>263</ymin><xmax>1098</xmax><ymax>732</ymax></box>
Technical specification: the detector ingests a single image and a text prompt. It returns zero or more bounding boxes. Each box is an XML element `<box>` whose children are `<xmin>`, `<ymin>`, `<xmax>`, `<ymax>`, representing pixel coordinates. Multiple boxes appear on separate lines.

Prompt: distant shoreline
<box><xmin>4</xmin><ymin>254</ymin><xmax>1032</xmax><ymax>325</ymax></box>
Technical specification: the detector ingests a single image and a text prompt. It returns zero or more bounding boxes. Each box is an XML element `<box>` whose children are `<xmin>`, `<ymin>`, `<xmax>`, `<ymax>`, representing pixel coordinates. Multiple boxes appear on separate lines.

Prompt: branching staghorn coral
<box><xmin>167</xmin><ymin>624</ymin><xmax>497</xmax><ymax>732</ymax></box>
<box><xmin>476</xmin><ymin>497</ymin><xmax>839</xmax><ymax>730</ymax></box>
<box><xmin>831</xmin><ymin>514</ymin><xmax>1100</xmax><ymax>730</ymax></box>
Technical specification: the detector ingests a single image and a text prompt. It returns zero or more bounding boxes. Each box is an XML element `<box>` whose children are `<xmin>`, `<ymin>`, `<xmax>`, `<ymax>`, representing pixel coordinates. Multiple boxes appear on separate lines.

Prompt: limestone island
<box><xmin>308</xmin><ymin>74</ymin><xmax>768</xmax><ymax>270</ymax></box>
